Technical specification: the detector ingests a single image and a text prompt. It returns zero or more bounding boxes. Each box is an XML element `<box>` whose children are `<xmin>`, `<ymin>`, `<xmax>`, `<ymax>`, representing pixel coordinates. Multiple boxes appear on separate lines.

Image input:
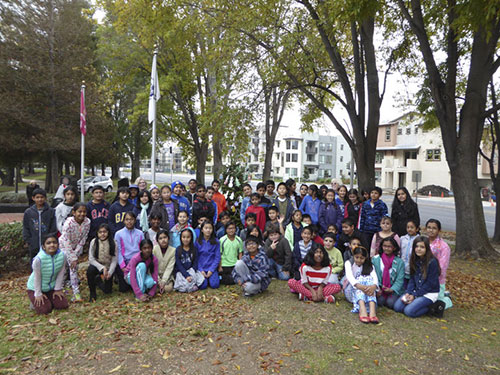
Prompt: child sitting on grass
<box><xmin>232</xmin><ymin>236</ymin><xmax>271</xmax><ymax>297</ymax></box>
<box><xmin>174</xmin><ymin>229</ymin><xmax>205</xmax><ymax>292</ymax></box>
<box><xmin>125</xmin><ymin>239</ymin><xmax>158</xmax><ymax>302</ymax></box>
<box><xmin>288</xmin><ymin>246</ymin><xmax>341</xmax><ymax>303</ymax></box>
<box><xmin>27</xmin><ymin>234</ymin><xmax>69</xmax><ymax>314</ymax></box>
<box><xmin>153</xmin><ymin>230</ymin><xmax>176</xmax><ymax>294</ymax></box>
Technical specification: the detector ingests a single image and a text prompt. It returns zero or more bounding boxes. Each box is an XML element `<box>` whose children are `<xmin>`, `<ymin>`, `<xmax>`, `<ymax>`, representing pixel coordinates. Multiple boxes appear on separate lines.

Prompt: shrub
<box><xmin>0</xmin><ymin>192</ymin><xmax>28</xmax><ymax>204</ymax></box>
<box><xmin>0</xmin><ymin>222</ymin><xmax>27</xmax><ymax>272</ymax></box>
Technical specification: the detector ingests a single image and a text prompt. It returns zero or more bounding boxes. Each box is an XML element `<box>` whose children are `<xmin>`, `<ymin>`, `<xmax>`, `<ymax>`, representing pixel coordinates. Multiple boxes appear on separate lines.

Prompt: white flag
<box><xmin>148</xmin><ymin>53</ymin><xmax>160</xmax><ymax>124</ymax></box>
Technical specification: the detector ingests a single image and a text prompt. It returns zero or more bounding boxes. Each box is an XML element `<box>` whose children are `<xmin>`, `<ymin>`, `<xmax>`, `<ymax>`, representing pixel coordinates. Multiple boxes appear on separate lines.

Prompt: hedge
<box><xmin>0</xmin><ymin>222</ymin><xmax>27</xmax><ymax>272</ymax></box>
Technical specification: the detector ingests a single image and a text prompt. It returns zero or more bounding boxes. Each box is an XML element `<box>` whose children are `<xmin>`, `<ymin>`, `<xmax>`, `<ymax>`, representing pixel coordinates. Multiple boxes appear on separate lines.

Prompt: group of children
<box><xmin>24</xmin><ymin>178</ymin><xmax>450</xmax><ymax>323</ymax></box>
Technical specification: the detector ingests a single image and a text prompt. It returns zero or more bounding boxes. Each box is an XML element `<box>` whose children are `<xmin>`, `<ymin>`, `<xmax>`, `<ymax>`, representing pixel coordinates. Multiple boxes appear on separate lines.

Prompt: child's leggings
<box><xmin>126</xmin><ymin>263</ymin><xmax>156</xmax><ymax>295</ymax></box>
<box><xmin>287</xmin><ymin>279</ymin><xmax>341</xmax><ymax>299</ymax></box>
<box><xmin>27</xmin><ymin>290</ymin><xmax>69</xmax><ymax>315</ymax></box>
<box><xmin>67</xmin><ymin>261</ymin><xmax>80</xmax><ymax>295</ymax></box>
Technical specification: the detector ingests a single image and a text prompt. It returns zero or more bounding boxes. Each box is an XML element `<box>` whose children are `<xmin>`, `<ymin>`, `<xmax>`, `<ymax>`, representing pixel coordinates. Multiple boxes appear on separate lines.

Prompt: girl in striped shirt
<box><xmin>288</xmin><ymin>246</ymin><xmax>341</xmax><ymax>303</ymax></box>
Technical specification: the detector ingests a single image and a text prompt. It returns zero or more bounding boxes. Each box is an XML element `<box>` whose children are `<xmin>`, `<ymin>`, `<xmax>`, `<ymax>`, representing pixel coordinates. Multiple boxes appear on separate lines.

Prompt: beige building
<box><xmin>375</xmin><ymin>113</ymin><xmax>494</xmax><ymax>193</ymax></box>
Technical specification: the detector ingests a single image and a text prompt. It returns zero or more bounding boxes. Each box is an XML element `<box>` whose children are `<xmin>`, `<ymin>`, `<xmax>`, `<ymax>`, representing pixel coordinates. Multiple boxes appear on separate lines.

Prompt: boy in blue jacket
<box><xmin>232</xmin><ymin>236</ymin><xmax>270</xmax><ymax>296</ymax></box>
<box><xmin>171</xmin><ymin>181</ymin><xmax>191</xmax><ymax>221</ymax></box>
<box><xmin>359</xmin><ymin>186</ymin><xmax>388</xmax><ymax>247</ymax></box>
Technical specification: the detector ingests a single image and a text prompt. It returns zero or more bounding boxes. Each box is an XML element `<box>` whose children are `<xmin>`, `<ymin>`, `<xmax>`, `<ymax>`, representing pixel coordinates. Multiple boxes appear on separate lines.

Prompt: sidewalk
<box><xmin>0</xmin><ymin>213</ymin><xmax>23</xmax><ymax>224</ymax></box>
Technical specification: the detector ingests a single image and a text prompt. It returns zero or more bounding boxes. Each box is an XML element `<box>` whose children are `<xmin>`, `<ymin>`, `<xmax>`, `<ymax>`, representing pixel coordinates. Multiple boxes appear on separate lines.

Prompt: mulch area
<box><xmin>0</xmin><ymin>213</ymin><xmax>23</xmax><ymax>224</ymax></box>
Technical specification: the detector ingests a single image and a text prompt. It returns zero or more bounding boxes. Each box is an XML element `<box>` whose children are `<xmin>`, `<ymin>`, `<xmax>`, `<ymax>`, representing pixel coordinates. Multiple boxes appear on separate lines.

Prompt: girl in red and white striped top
<box><xmin>288</xmin><ymin>246</ymin><xmax>341</xmax><ymax>303</ymax></box>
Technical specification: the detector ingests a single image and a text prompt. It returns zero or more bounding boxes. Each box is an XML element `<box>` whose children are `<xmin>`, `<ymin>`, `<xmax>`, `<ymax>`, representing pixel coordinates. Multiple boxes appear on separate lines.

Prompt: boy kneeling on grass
<box><xmin>232</xmin><ymin>236</ymin><xmax>270</xmax><ymax>297</ymax></box>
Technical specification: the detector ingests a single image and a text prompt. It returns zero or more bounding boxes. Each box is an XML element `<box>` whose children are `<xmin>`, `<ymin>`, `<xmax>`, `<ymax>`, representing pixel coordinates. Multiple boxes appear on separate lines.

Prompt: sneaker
<box><xmin>324</xmin><ymin>295</ymin><xmax>335</xmax><ymax>304</ymax></box>
<box><xmin>298</xmin><ymin>293</ymin><xmax>309</xmax><ymax>301</ymax></box>
<box><xmin>89</xmin><ymin>294</ymin><xmax>97</xmax><ymax>303</ymax></box>
<box><xmin>71</xmin><ymin>293</ymin><xmax>82</xmax><ymax>303</ymax></box>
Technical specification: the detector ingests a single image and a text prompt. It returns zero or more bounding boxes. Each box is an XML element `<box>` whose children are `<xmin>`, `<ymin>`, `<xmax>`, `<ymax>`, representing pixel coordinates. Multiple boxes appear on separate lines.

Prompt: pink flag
<box><xmin>80</xmin><ymin>87</ymin><xmax>86</xmax><ymax>136</ymax></box>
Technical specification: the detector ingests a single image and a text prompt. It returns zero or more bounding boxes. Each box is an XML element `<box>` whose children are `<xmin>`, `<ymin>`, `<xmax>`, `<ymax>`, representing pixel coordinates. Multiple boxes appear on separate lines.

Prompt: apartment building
<box><xmin>248</xmin><ymin>126</ymin><xmax>351</xmax><ymax>181</ymax></box>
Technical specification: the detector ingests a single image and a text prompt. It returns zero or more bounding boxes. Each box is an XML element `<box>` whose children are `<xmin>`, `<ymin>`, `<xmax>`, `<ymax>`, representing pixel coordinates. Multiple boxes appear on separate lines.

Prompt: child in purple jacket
<box><xmin>195</xmin><ymin>221</ymin><xmax>221</xmax><ymax>289</ymax></box>
<box><xmin>318</xmin><ymin>189</ymin><xmax>343</xmax><ymax>236</ymax></box>
<box><xmin>125</xmin><ymin>239</ymin><xmax>158</xmax><ymax>301</ymax></box>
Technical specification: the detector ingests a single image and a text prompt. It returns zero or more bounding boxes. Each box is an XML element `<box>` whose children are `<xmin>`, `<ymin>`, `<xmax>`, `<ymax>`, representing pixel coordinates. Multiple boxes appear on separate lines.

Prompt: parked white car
<box><xmin>77</xmin><ymin>176</ymin><xmax>113</xmax><ymax>193</ymax></box>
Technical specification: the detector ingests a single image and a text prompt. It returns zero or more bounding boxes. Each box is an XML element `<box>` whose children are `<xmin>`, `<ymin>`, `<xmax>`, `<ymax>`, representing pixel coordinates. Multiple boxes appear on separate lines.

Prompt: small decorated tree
<box><xmin>220</xmin><ymin>163</ymin><xmax>248</xmax><ymax>228</ymax></box>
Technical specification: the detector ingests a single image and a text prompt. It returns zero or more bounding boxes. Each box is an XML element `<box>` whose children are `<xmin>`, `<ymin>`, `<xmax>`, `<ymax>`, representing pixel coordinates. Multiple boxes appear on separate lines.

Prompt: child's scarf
<box><xmin>381</xmin><ymin>252</ymin><xmax>395</xmax><ymax>296</ymax></box>
<box><xmin>140</xmin><ymin>203</ymin><xmax>149</xmax><ymax>232</ymax></box>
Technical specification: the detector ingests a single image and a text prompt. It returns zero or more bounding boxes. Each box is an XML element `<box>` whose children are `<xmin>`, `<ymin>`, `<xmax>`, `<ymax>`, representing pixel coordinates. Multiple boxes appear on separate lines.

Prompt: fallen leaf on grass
<box><xmin>485</xmin><ymin>365</ymin><xmax>500</xmax><ymax>370</ymax></box>
<box><xmin>140</xmin><ymin>364</ymin><xmax>150</xmax><ymax>368</ymax></box>
<box><xmin>294</xmin><ymin>330</ymin><xmax>302</xmax><ymax>335</ymax></box>
<box><xmin>346</xmin><ymin>358</ymin><xmax>353</xmax><ymax>362</ymax></box>
<box><xmin>464</xmin><ymin>355</ymin><xmax>470</xmax><ymax>361</ymax></box>
<box><xmin>374</xmin><ymin>359</ymin><xmax>379</xmax><ymax>366</ymax></box>
<box><xmin>48</xmin><ymin>318</ymin><xmax>57</xmax><ymax>325</ymax></box>
<box><xmin>162</xmin><ymin>349</ymin><xmax>170</xmax><ymax>359</ymax></box>
<box><xmin>393</xmin><ymin>341</ymin><xmax>400</xmax><ymax>346</ymax></box>
<box><xmin>352</xmin><ymin>345</ymin><xmax>360</xmax><ymax>350</ymax></box>
<box><xmin>108</xmin><ymin>364</ymin><xmax>122</xmax><ymax>373</ymax></box>
<box><xmin>331</xmin><ymin>320</ymin><xmax>336</xmax><ymax>324</ymax></box>
<box><xmin>212</xmin><ymin>359</ymin><xmax>222</xmax><ymax>365</ymax></box>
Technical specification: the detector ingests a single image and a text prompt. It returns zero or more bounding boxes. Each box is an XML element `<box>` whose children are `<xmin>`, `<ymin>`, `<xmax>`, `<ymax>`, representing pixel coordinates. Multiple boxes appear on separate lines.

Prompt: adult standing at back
<box><xmin>391</xmin><ymin>187</ymin><xmax>420</xmax><ymax>236</ymax></box>
<box><xmin>135</xmin><ymin>177</ymin><xmax>148</xmax><ymax>192</ymax></box>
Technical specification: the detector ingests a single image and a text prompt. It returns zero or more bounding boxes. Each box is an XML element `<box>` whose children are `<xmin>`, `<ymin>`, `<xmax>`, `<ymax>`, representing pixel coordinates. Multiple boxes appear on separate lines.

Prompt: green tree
<box><xmin>396</xmin><ymin>0</ymin><xmax>500</xmax><ymax>258</ymax></box>
<box><xmin>0</xmin><ymin>0</ymin><xmax>108</xmax><ymax>192</ymax></box>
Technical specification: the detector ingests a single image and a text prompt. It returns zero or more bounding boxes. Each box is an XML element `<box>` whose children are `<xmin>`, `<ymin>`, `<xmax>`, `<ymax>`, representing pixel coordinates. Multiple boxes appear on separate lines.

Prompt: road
<box><xmin>118</xmin><ymin>170</ymin><xmax>496</xmax><ymax>237</ymax></box>
<box><xmin>383</xmin><ymin>195</ymin><xmax>496</xmax><ymax>237</ymax></box>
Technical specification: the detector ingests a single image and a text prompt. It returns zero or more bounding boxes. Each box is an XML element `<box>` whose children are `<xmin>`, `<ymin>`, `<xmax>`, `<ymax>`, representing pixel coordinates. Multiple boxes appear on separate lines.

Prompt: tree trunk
<box><xmin>196</xmin><ymin>143</ymin><xmax>209</xmax><ymax>184</ymax></box>
<box><xmin>45</xmin><ymin>160</ymin><xmax>51</xmax><ymax>192</ymax></box>
<box><xmin>492</xmin><ymin>178</ymin><xmax>500</xmax><ymax>243</ymax></box>
<box><xmin>64</xmin><ymin>162</ymin><xmax>70</xmax><ymax>176</ymax></box>
<box><xmin>353</xmin><ymin>143</ymin><xmax>375</xmax><ymax>191</ymax></box>
<box><xmin>111</xmin><ymin>162</ymin><xmax>120</xmax><ymax>179</ymax></box>
<box><xmin>49</xmin><ymin>151</ymin><xmax>59</xmax><ymax>193</ymax></box>
<box><xmin>212</xmin><ymin>139</ymin><xmax>223</xmax><ymax>180</ymax></box>
<box><xmin>101</xmin><ymin>163</ymin><xmax>106</xmax><ymax>176</ymax></box>
<box><xmin>131</xmin><ymin>154</ymin><xmax>140</xmax><ymax>182</ymax></box>
<box><xmin>91</xmin><ymin>165</ymin><xmax>96</xmax><ymax>176</ymax></box>
<box><xmin>2</xmin><ymin>167</ymin><xmax>15</xmax><ymax>186</ymax></box>
<box><xmin>74</xmin><ymin>162</ymin><xmax>81</xmax><ymax>181</ymax></box>
<box><xmin>27</xmin><ymin>162</ymin><xmax>35</xmax><ymax>174</ymax></box>
<box><xmin>262</xmin><ymin>142</ymin><xmax>274</xmax><ymax>182</ymax></box>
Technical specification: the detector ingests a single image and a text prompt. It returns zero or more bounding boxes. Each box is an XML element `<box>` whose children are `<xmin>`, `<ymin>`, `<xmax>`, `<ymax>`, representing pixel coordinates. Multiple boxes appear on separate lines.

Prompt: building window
<box><xmin>276</xmin><ymin>141</ymin><xmax>280</xmax><ymax>148</ymax></box>
<box><xmin>340</xmin><ymin>156</ymin><xmax>343</xmax><ymax>162</ymax></box>
<box><xmin>397</xmin><ymin>128</ymin><xmax>403</xmax><ymax>135</ymax></box>
<box><xmin>285</xmin><ymin>168</ymin><xmax>290</xmax><ymax>174</ymax></box>
<box><xmin>286</xmin><ymin>140</ymin><xmax>291</xmax><ymax>150</ymax></box>
<box><xmin>320</xmin><ymin>155</ymin><xmax>333</xmax><ymax>164</ymax></box>
<box><xmin>319</xmin><ymin>143</ymin><xmax>326</xmax><ymax>152</ymax></box>
<box><xmin>291</xmin><ymin>168</ymin><xmax>297</xmax><ymax>177</ymax></box>
<box><xmin>286</xmin><ymin>153</ymin><xmax>290</xmax><ymax>162</ymax></box>
<box><xmin>340</xmin><ymin>144</ymin><xmax>344</xmax><ymax>151</ymax></box>
<box><xmin>426</xmin><ymin>149</ymin><xmax>441</xmax><ymax>161</ymax></box>
<box><xmin>326</xmin><ymin>143</ymin><xmax>333</xmax><ymax>152</ymax></box>
<box><xmin>292</xmin><ymin>153</ymin><xmax>298</xmax><ymax>162</ymax></box>
<box><xmin>291</xmin><ymin>140</ymin><xmax>298</xmax><ymax>150</ymax></box>
<box><xmin>275</xmin><ymin>153</ymin><xmax>279</xmax><ymax>160</ymax></box>
<box><xmin>306</xmin><ymin>154</ymin><xmax>315</xmax><ymax>162</ymax></box>
<box><xmin>375</xmin><ymin>152</ymin><xmax>384</xmax><ymax>164</ymax></box>
<box><xmin>406</xmin><ymin>127</ymin><xmax>411</xmax><ymax>135</ymax></box>
<box><xmin>375</xmin><ymin>170</ymin><xmax>381</xmax><ymax>181</ymax></box>
<box><xmin>415</xmin><ymin>127</ymin><xmax>418</xmax><ymax>134</ymax></box>
<box><xmin>385</xmin><ymin>127</ymin><xmax>391</xmax><ymax>141</ymax></box>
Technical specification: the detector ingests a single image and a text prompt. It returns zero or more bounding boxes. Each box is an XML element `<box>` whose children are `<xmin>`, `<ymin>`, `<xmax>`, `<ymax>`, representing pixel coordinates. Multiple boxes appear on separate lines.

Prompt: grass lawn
<box><xmin>0</xmin><ymin>258</ymin><xmax>499</xmax><ymax>374</ymax></box>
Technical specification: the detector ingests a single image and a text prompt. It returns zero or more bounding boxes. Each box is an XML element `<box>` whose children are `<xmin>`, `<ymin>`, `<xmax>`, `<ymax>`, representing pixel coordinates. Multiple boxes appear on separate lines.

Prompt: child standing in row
<box><xmin>299</xmin><ymin>185</ymin><xmax>321</xmax><ymax>224</ymax></box>
<box><xmin>59</xmin><ymin>203</ymin><xmax>90</xmax><ymax>302</ymax></box>
<box><xmin>246</xmin><ymin>193</ymin><xmax>266</xmax><ymax>232</ymax></box>
<box><xmin>359</xmin><ymin>186</ymin><xmax>388</xmax><ymax>247</ymax></box>
<box><xmin>271</xmin><ymin>183</ymin><xmax>294</xmax><ymax>226</ymax></box>
<box><xmin>27</xmin><ymin>234</ymin><xmax>69</xmax><ymax>314</ymax></box>
<box><xmin>23</xmin><ymin>188</ymin><xmax>57</xmax><ymax>262</ymax></box>
<box><xmin>133</xmin><ymin>190</ymin><xmax>152</xmax><ymax>232</ymax></box>
<box><xmin>239</xmin><ymin>183</ymin><xmax>253</xmax><ymax>226</ymax></box>
<box><xmin>86</xmin><ymin>186</ymin><xmax>110</xmax><ymax>240</ymax></box>
<box><xmin>108</xmin><ymin>187</ymin><xmax>135</xmax><ymax>235</ymax></box>
<box><xmin>170</xmin><ymin>211</ymin><xmax>195</xmax><ymax>249</ymax></box>
<box><xmin>318</xmin><ymin>189</ymin><xmax>343</xmax><ymax>236</ymax></box>
<box><xmin>87</xmin><ymin>224</ymin><xmax>117</xmax><ymax>302</ymax></box>
<box><xmin>284</xmin><ymin>210</ymin><xmax>305</xmax><ymax>250</ymax></box>
<box><xmin>55</xmin><ymin>186</ymin><xmax>78</xmax><ymax>234</ymax></box>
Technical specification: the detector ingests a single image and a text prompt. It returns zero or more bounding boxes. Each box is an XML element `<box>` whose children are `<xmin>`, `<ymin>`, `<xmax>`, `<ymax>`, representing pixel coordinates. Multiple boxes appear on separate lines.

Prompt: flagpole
<box><xmin>80</xmin><ymin>82</ymin><xmax>86</xmax><ymax>202</ymax></box>
<box><xmin>151</xmin><ymin>47</ymin><xmax>158</xmax><ymax>185</ymax></box>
